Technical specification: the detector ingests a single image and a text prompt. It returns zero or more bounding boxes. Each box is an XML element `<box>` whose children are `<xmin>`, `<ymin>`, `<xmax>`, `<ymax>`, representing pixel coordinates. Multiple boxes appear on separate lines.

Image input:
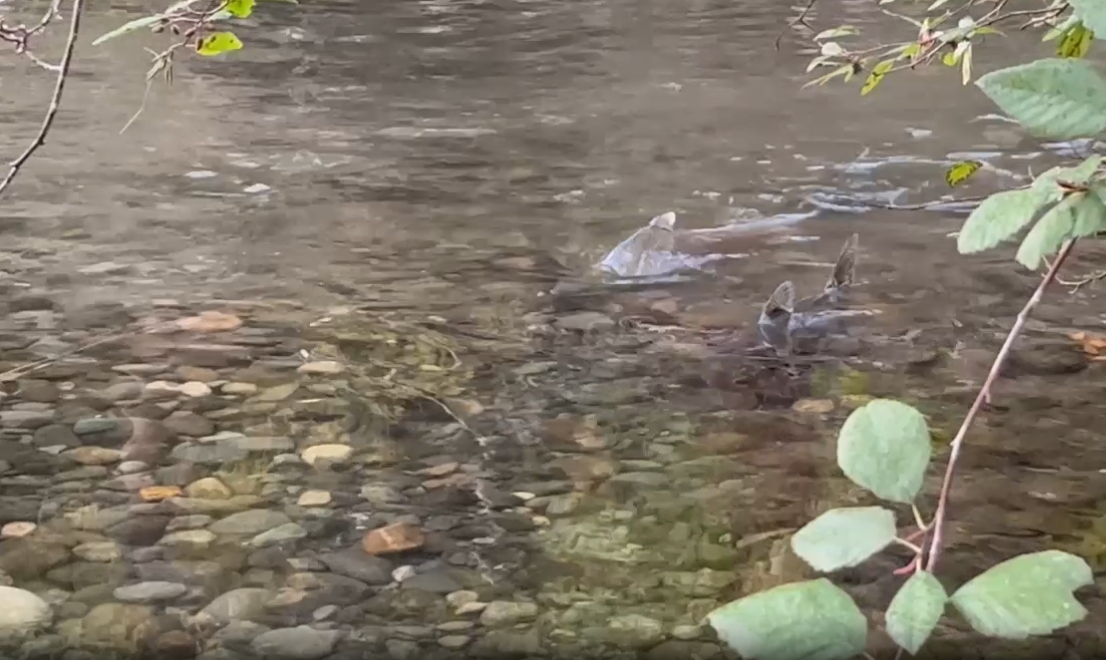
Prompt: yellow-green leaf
<box><xmin>804</xmin><ymin>64</ymin><xmax>854</xmax><ymax>89</ymax></box>
<box><xmin>900</xmin><ymin>43</ymin><xmax>922</xmax><ymax>61</ymax></box>
<box><xmin>861</xmin><ymin>59</ymin><xmax>894</xmax><ymax>96</ymax></box>
<box><xmin>942</xmin><ymin>50</ymin><xmax>958</xmax><ymax>66</ymax></box>
<box><xmin>945</xmin><ymin>161</ymin><xmax>983</xmax><ymax>187</ymax></box>
<box><xmin>225</xmin><ymin>0</ymin><xmax>255</xmax><ymax>17</ymax></box>
<box><xmin>196</xmin><ymin>31</ymin><xmax>243</xmax><ymax>56</ymax></box>
<box><xmin>1058</xmin><ymin>21</ymin><xmax>1094</xmax><ymax>59</ymax></box>
<box><xmin>1044</xmin><ymin>15</ymin><xmax>1080</xmax><ymax>42</ymax></box>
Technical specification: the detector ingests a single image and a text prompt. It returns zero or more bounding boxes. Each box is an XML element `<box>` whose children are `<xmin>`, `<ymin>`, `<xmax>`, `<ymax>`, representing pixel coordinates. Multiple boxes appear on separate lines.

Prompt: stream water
<box><xmin>1</xmin><ymin>0</ymin><xmax>1105</xmax><ymax>658</ymax></box>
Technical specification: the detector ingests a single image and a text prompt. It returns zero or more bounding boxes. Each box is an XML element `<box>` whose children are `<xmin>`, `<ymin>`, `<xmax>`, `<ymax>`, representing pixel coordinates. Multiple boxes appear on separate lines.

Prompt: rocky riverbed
<box><xmin>2</xmin><ymin>281</ymin><xmax>1106</xmax><ymax>660</ymax></box>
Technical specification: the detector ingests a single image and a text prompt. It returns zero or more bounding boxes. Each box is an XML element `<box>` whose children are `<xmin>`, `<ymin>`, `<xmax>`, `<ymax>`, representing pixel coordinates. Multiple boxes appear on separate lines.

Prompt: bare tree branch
<box><xmin>0</xmin><ymin>0</ymin><xmax>84</xmax><ymax>200</ymax></box>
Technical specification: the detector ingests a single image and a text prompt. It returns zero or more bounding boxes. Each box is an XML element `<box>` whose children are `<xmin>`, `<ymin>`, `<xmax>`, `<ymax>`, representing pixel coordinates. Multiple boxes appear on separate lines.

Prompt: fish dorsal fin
<box><xmin>764</xmin><ymin>280</ymin><xmax>795</xmax><ymax>316</ymax></box>
<box><xmin>825</xmin><ymin>233</ymin><xmax>859</xmax><ymax>292</ymax></box>
<box><xmin>649</xmin><ymin>212</ymin><xmax>677</xmax><ymax>231</ymax></box>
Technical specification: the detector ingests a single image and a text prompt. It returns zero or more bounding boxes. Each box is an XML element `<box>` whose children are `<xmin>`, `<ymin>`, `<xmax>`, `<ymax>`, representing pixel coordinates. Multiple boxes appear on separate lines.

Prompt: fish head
<box><xmin>756</xmin><ymin>280</ymin><xmax>795</xmax><ymax>355</ymax></box>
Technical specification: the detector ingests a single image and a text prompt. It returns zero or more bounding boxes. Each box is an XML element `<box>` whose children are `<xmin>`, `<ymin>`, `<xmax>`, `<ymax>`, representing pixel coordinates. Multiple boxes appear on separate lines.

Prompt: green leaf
<box><xmin>196</xmin><ymin>31</ymin><xmax>244</xmax><ymax>56</ymax></box>
<box><xmin>950</xmin><ymin>550</ymin><xmax>1092</xmax><ymax>639</ymax></box>
<box><xmin>861</xmin><ymin>59</ymin><xmax>895</xmax><ymax>96</ymax></box>
<box><xmin>1070</xmin><ymin>0</ymin><xmax>1106</xmax><ymax>36</ymax></box>
<box><xmin>92</xmin><ymin>14</ymin><xmax>165</xmax><ymax>46</ymax></box>
<box><xmin>886</xmin><ymin>572</ymin><xmax>948</xmax><ymax>655</ymax></box>
<box><xmin>1015</xmin><ymin>191</ymin><xmax>1106</xmax><ymax>270</ymax></box>
<box><xmin>225</xmin><ymin>0</ymin><xmax>255</xmax><ymax>17</ymax></box>
<box><xmin>804</xmin><ymin>64</ymin><xmax>855</xmax><ymax>89</ymax></box>
<box><xmin>1058</xmin><ymin>20</ymin><xmax>1094</xmax><ymax>59</ymax></box>
<box><xmin>975</xmin><ymin>58</ymin><xmax>1106</xmax><ymax>140</ymax></box>
<box><xmin>945</xmin><ymin>160</ymin><xmax>982</xmax><ymax>187</ymax></box>
<box><xmin>706</xmin><ymin>579</ymin><xmax>867</xmax><ymax>660</ymax></box>
<box><xmin>791</xmin><ymin>506</ymin><xmax>896</xmax><ymax>572</ymax></box>
<box><xmin>957</xmin><ymin>188</ymin><xmax>1052</xmax><ymax>254</ymax></box>
<box><xmin>1036</xmin><ymin>154</ymin><xmax>1103</xmax><ymax>189</ymax></box>
<box><xmin>836</xmin><ymin>399</ymin><xmax>931</xmax><ymax>503</ymax></box>
<box><xmin>1044</xmin><ymin>15</ymin><xmax>1081</xmax><ymax>42</ymax></box>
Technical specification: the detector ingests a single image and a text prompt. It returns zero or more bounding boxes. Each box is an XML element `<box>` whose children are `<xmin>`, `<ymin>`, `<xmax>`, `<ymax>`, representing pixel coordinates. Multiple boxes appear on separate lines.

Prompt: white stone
<box><xmin>0</xmin><ymin>586</ymin><xmax>51</xmax><ymax>640</ymax></box>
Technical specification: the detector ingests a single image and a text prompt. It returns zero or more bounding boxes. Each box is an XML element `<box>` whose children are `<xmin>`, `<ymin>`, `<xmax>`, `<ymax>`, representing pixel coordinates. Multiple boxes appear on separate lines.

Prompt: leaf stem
<box><xmin>924</xmin><ymin>238</ymin><xmax>1077</xmax><ymax>572</ymax></box>
<box><xmin>893</xmin><ymin>537</ymin><xmax>923</xmax><ymax>554</ymax></box>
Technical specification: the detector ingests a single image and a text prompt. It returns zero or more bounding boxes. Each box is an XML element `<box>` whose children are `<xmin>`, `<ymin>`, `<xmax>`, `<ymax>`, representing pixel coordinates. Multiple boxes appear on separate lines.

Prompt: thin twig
<box><xmin>924</xmin><ymin>239</ymin><xmax>1077</xmax><ymax>572</ymax></box>
<box><xmin>0</xmin><ymin>0</ymin><xmax>84</xmax><ymax>200</ymax></box>
<box><xmin>776</xmin><ymin>0</ymin><xmax>818</xmax><ymax>50</ymax></box>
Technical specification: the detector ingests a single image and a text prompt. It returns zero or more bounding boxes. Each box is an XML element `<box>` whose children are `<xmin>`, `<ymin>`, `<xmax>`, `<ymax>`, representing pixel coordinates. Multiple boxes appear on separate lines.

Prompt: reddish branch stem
<box><xmin>923</xmin><ymin>239</ymin><xmax>1077</xmax><ymax>572</ymax></box>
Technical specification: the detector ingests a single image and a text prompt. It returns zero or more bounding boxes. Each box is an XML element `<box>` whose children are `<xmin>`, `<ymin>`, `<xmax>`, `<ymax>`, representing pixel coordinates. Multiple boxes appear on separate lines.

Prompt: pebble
<box><xmin>297</xmin><ymin>360</ymin><xmax>345</xmax><ymax>375</ymax></box>
<box><xmin>479</xmin><ymin>601</ymin><xmax>539</xmax><ymax>627</ymax></box>
<box><xmin>250</xmin><ymin>625</ymin><xmax>340</xmax><ymax>659</ymax></box>
<box><xmin>362</xmin><ymin>522</ymin><xmax>425</xmax><ymax>555</ymax></box>
<box><xmin>296</xmin><ymin>489</ymin><xmax>332</xmax><ymax>507</ymax></box>
<box><xmin>140</xmin><ymin>486</ymin><xmax>183</xmax><ymax>502</ymax></box>
<box><xmin>301</xmin><ymin>443</ymin><xmax>353</xmax><ymax>466</ymax></box>
<box><xmin>113</xmin><ymin>581</ymin><xmax>189</xmax><ymax>603</ymax></box>
<box><xmin>209</xmin><ymin>509</ymin><xmax>291</xmax><ymax>535</ymax></box>
<box><xmin>0</xmin><ymin>586</ymin><xmax>51</xmax><ymax>640</ymax></box>
<box><xmin>791</xmin><ymin>398</ymin><xmax>835</xmax><ymax>414</ymax></box>
<box><xmin>0</xmin><ymin>522</ymin><xmax>36</xmax><ymax>539</ymax></box>
<box><xmin>185</xmin><ymin>477</ymin><xmax>233</xmax><ymax>500</ymax></box>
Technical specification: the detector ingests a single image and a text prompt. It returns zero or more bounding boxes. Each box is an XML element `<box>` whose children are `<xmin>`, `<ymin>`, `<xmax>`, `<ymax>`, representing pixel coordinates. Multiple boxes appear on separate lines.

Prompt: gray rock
<box><xmin>113</xmin><ymin>581</ymin><xmax>189</xmax><ymax>603</ymax></box>
<box><xmin>249</xmin><ymin>522</ymin><xmax>307</xmax><ymax>547</ymax></box>
<box><xmin>32</xmin><ymin>424</ymin><xmax>80</xmax><ymax>448</ymax></box>
<box><xmin>98</xmin><ymin>382</ymin><xmax>145</xmax><ymax>402</ymax></box>
<box><xmin>318</xmin><ymin>547</ymin><xmax>393</xmax><ymax>585</ymax></box>
<box><xmin>479</xmin><ymin>600</ymin><xmax>539</xmax><ymax>627</ymax></box>
<box><xmin>199</xmin><ymin>588</ymin><xmax>272</xmax><ymax>626</ymax></box>
<box><xmin>554</xmin><ymin>312</ymin><xmax>616</xmax><ymax>332</ymax></box>
<box><xmin>0</xmin><ymin>410</ymin><xmax>54</xmax><ymax>429</ymax></box>
<box><xmin>250</xmin><ymin>625</ymin><xmax>340</xmax><ymax>659</ymax></box>
<box><xmin>77</xmin><ymin>602</ymin><xmax>156</xmax><ymax>651</ymax></box>
<box><xmin>171</xmin><ymin>439</ymin><xmax>247</xmax><ymax>465</ymax></box>
<box><xmin>399</xmin><ymin>568</ymin><xmax>464</xmax><ymax>594</ymax></box>
<box><xmin>164</xmin><ymin>411</ymin><xmax>216</xmax><ymax>437</ymax></box>
<box><xmin>605</xmin><ymin>613</ymin><xmax>665</xmax><ymax>648</ymax></box>
<box><xmin>209</xmin><ymin>509</ymin><xmax>291</xmax><ymax>535</ymax></box>
<box><xmin>0</xmin><ymin>586</ymin><xmax>52</xmax><ymax>641</ymax></box>
<box><xmin>471</xmin><ymin>629</ymin><xmax>541</xmax><ymax>656</ymax></box>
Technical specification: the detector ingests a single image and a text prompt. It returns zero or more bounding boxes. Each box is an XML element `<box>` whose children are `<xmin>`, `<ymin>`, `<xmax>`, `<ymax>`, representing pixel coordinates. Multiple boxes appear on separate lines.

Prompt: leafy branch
<box><xmin>702</xmin><ymin>2</ymin><xmax>1106</xmax><ymax>658</ymax></box>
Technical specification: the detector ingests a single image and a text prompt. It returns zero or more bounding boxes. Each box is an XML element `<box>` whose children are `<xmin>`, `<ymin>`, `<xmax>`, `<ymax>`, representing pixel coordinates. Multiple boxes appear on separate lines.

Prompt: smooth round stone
<box><xmin>63</xmin><ymin>446</ymin><xmax>123</xmax><ymax>466</ymax></box>
<box><xmin>296</xmin><ymin>361</ymin><xmax>345</xmax><ymax>375</ymax></box>
<box><xmin>0</xmin><ymin>586</ymin><xmax>51</xmax><ymax>640</ymax></box>
<box><xmin>179</xmin><ymin>381</ymin><xmax>213</xmax><ymax>398</ymax></box>
<box><xmin>439</xmin><ymin>635</ymin><xmax>471</xmax><ymax>649</ymax></box>
<box><xmin>221</xmin><ymin>382</ymin><xmax>258</xmax><ymax>395</ymax></box>
<box><xmin>117</xmin><ymin>460</ymin><xmax>150</xmax><ymax>474</ymax></box>
<box><xmin>113</xmin><ymin>581</ymin><xmax>188</xmax><ymax>603</ymax></box>
<box><xmin>296</xmin><ymin>490</ymin><xmax>332</xmax><ymax>507</ymax></box>
<box><xmin>73</xmin><ymin>541</ymin><xmax>123</xmax><ymax>563</ymax></box>
<box><xmin>185</xmin><ymin>477</ymin><xmax>233</xmax><ymax>500</ymax></box>
<box><xmin>300</xmin><ymin>444</ymin><xmax>353</xmax><ymax>466</ymax></box>
<box><xmin>250</xmin><ymin>625</ymin><xmax>340</xmax><ymax>659</ymax></box>
<box><xmin>160</xmin><ymin>530</ymin><xmax>216</xmax><ymax>547</ymax></box>
<box><xmin>392</xmin><ymin>566</ymin><xmax>417</xmax><ymax>582</ymax></box>
<box><xmin>1</xmin><ymin>522</ymin><xmax>37</xmax><ymax>539</ymax></box>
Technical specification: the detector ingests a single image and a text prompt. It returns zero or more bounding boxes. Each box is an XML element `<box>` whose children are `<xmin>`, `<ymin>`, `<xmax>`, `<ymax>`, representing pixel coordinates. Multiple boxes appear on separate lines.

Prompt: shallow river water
<box><xmin>2</xmin><ymin>0</ymin><xmax>1106</xmax><ymax>658</ymax></box>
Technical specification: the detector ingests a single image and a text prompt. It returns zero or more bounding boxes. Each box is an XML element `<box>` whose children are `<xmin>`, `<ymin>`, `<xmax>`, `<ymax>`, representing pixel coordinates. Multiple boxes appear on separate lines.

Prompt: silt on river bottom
<box><xmin>1</xmin><ymin>0</ymin><xmax>1105</xmax><ymax>657</ymax></box>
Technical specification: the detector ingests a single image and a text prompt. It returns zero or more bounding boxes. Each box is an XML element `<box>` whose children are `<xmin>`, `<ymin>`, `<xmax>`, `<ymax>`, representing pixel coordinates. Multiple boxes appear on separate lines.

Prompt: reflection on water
<box><xmin>1</xmin><ymin>0</ymin><xmax>1105</xmax><ymax>657</ymax></box>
